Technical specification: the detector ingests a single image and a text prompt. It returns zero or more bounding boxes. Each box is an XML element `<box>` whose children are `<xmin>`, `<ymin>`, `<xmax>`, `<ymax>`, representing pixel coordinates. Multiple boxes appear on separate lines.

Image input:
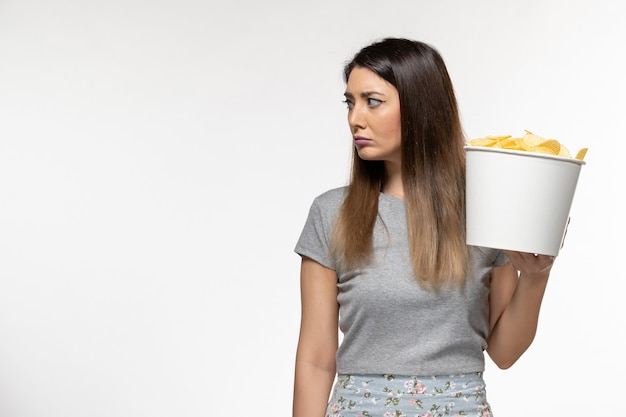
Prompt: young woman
<box><xmin>292</xmin><ymin>38</ymin><xmax>556</xmax><ymax>417</ymax></box>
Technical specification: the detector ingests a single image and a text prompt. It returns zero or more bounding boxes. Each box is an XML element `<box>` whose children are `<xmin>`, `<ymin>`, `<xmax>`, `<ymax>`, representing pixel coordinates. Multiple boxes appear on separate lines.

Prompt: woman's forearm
<box><xmin>293</xmin><ymin>360</ymin><xmax>335</xmax><ymax>417</ymax></box>
<box><xmin>487</xmin><ymin>270</ymin><xmax>550</xmax><ymax>369</ymax></box>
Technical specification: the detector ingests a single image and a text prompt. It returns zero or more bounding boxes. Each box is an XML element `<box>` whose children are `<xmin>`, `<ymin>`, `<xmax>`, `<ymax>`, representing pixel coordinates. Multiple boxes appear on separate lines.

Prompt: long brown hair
<box><xmin>332</xmin><ymin>38</ymin><xmax>468</xmax><ymax>288</ymax></box>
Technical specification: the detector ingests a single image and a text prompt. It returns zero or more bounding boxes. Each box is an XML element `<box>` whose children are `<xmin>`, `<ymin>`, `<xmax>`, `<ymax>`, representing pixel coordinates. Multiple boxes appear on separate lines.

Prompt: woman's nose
<box><xmin>348</xmin><ymin>105</ymin><xmax>366</xmax><ymax>132</ymax></box>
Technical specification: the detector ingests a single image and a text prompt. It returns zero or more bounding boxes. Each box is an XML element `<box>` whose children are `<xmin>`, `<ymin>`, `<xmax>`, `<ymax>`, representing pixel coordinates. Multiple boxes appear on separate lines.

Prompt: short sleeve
<box><xmin>493</xmin><ymin>250</ymin><xmax>509</xmax><ymax>267</ymax></box>
<box><xmin>294</xmin><ymin>189</ymin><xmax>344</xmax><ymax>271</ymax></box>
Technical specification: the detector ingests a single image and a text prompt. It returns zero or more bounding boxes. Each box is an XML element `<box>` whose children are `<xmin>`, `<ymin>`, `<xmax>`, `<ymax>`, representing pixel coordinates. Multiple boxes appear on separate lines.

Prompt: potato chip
<box><xmin>520</xmin><ymin>130</ymin><xmax>545</xmax><ymax>148</ymax></box>
<box><xmin>467</xmin><ymin>137</ymin><xmax>498</xmax><ymax>147</ymax></box>
<box><xmin>467</xmin><ymin>130</ymin><xmax>588</xmax><ymax>161</ymax></box>
<box><xmin>533</xmin><ymin>139</ymin><xmax>561</xmax><ymax>155</ymax></box>
<box><xmin>575</xmin><ymin>147</ymin><xmax>588</xmax><ymax>160</ymax></box>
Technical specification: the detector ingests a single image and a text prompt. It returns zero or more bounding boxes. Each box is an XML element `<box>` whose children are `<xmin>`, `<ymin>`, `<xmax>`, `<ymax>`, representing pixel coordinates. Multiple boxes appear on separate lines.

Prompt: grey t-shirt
<box><xmin>295</xmin><ymin>186</ymin><xmax>508</xmax><ymax>376</ymax></box>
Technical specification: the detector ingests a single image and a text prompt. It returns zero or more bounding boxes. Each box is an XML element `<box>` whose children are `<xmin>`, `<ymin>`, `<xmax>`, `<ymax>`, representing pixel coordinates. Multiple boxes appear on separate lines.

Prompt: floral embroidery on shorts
<box><xmin>326</xmin><ymin>373</ymin><xmax>492</xmax><ymax>417</ymax></box>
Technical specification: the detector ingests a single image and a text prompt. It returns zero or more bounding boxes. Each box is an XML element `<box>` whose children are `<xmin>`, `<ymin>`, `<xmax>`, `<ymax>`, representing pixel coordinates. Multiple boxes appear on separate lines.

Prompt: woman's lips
<box><xmin>354</xmin><ymin>136</ymin><xmax>372</xmax><ymax>146</ymax></box>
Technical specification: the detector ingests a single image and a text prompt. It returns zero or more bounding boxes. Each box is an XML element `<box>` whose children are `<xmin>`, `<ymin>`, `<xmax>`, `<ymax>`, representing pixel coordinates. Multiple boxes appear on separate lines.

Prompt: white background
<box><xmin>0</xmin><ymin>0</ymin><xmax>624</xmax><ymax>416</ymax></box>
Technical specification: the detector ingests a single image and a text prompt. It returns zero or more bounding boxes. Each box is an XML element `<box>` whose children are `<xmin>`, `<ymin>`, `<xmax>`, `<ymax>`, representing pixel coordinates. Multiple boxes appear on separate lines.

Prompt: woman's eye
<box><xmin>367</xmin><ymin>98</ymin><xmax>383</xmax><ymax>107</ymax></box>
<box><xmin>342</xmin><ymin>99</ymin><xmax>354</xmax><ymax>109</ymax></box>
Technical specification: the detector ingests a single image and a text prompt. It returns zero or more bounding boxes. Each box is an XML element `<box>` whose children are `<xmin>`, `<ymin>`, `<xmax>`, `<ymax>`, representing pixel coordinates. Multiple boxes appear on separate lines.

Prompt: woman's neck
<box><xmin>382</xmin><ymin>162</ymin><xmax>404</xmax><ymax>199</ymax></box>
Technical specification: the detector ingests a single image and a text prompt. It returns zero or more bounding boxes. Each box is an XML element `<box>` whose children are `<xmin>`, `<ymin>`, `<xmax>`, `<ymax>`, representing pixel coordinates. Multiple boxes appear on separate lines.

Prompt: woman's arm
<box><xmin>293</xmin><ymin>256</ymin><xmax>339</xmax><ymax>417</ymax></box>
<box><xmin>486</xmin><ymin>251</ymin><xmax>556</xmax><ymax>369</ymax></box>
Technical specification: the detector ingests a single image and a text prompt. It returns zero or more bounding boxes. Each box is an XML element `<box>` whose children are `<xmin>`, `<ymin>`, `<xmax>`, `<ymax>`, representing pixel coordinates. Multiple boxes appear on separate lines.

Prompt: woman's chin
<box><xmin>356</xmin><ymin>150</ymin><xmax>379</xmax><ymax>161</ymax></box>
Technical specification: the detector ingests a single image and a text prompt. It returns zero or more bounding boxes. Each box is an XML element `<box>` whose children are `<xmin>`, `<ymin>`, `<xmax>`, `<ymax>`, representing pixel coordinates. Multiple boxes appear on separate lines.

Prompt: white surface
<box><xmin>0</xmin><ymin>1</ymin><xmax>624</xmax><ymax>416</ymax></box>
<box><xmin>466</xmin><ymin>146</ymin><xmax>584</xmax><ymax>256</ymax></box>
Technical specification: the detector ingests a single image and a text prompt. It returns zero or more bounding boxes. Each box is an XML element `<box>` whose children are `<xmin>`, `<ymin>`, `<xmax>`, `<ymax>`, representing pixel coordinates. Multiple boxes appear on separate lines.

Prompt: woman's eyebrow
<box><xmin>343</xmin><ymin>91</ymin><xmax>385</xmax><ymax>98</ymax></box>
<box><xmin>360</xmin><ymin>91</ymin><xmax>385</xmax><ymax>97</ymax></box>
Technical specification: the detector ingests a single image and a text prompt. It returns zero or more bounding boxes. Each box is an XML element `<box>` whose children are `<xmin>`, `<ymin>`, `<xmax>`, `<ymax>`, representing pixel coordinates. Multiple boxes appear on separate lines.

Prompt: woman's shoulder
<box><xmin>307</xmin><ymin>186</ymin><xmax>348</xmax><ymax>215</ymax></box>
<box><xmin>314</xmin><ymin>186</ymin><xmax>348</xmax><ymax>203</ymax></box>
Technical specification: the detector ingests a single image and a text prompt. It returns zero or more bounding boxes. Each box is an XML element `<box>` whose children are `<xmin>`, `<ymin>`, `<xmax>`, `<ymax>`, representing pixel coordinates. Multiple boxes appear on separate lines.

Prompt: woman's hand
<box><xmin>502</xmin><ymin>250</ymin><xmax>556</xmax><ymax>276</ymax></box>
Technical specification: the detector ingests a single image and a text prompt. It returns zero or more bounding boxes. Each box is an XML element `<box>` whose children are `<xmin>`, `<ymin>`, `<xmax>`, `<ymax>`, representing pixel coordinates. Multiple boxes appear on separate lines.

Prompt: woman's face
<box><xmin>344</xmin><ymin>67</ymin><xmax>401</xmax><ymax>164</ymax></box>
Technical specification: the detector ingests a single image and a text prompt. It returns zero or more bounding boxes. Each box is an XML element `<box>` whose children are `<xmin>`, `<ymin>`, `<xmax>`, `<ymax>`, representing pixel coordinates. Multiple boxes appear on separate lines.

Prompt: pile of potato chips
<box><xmin>467</xmin><ymin>130</ymin><xmax>588</xmax><ymax>160</ymax></box>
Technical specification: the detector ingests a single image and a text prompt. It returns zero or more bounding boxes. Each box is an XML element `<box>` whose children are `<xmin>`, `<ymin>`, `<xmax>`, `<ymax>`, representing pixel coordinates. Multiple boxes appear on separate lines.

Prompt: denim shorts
<box><xmin>326</xmin><ymin>372</ymin><xmax>492</xmax><ymax>417</ymax></box>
